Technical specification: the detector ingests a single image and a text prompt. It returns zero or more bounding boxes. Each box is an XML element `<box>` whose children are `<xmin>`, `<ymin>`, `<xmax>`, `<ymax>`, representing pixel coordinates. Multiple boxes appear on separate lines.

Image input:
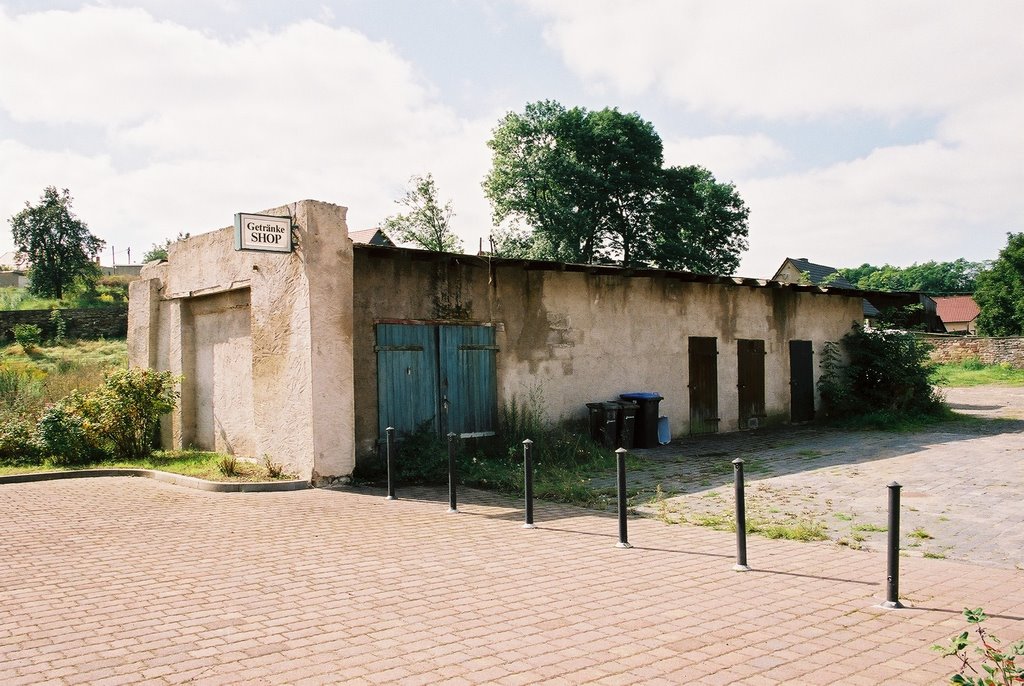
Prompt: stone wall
<box><xmin>0</xmin><ymin>306</ymin><xmax>128</xmax><ymax>341</ymax></box>
<box><xmin>920</xmin><ymin>333</ymin><xmax>1024</xmax><ymax>368</ymax></box>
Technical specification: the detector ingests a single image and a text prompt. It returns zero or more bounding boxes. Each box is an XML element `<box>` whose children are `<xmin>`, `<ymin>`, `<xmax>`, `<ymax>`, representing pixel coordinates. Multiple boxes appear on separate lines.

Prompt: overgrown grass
<box><xmin>0</xmin><ymin>280</ymin><xmax>130</xmax><ymax>311</ymax></box>
<box><xmin>932</xmin><ymin>358</ymin><xmax>1024</xmax><ymax>387</ymax></box>
<box><xmin>0</xmin><ymin>450</ymin><xmax>296</xmax><ymax>482</ymax></box>
<box><xmin>354</xmin><ymin>388</ymin><xmax>624</xmax><ymax>508</ymax></box>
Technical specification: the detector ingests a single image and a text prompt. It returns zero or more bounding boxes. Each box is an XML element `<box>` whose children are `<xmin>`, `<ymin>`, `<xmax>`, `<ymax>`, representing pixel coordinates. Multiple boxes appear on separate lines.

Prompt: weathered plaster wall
<box><xmin>351</xmin><ymin>250</ymin><xmax>863</xmax><ymax>459</ymax></box>
<box><xmin>128</xmin><ymin>200</ymin><xmax>354</xmax><ymax>482</ymax></box>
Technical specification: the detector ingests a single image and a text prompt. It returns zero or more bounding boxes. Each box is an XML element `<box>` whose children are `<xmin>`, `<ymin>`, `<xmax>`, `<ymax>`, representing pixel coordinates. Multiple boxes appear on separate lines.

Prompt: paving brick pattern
<box><xmin>1</xmin><ymin>477</ymin><xmax>1022</xmax><ymax>684</ymax></box>
<box><xmin>623</xmin><ymin>387</ymin><xmax>1024</xmax><ymax>570</ymax></box>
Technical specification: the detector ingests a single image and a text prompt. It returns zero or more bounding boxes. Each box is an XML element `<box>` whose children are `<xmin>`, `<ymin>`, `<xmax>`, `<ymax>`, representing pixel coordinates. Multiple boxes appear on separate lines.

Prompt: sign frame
<box><xmin>233</xmin><ymin>213</ymin><xmax>294</xmax><ymax>253</ymax></box>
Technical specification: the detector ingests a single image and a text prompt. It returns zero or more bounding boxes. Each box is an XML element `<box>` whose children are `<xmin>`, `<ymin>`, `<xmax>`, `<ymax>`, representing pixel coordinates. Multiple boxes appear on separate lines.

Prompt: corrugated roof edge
<box><xmin>353</xmin><ymin>244</ymin><xmax>910</xmax><ymax>301</ymax></box>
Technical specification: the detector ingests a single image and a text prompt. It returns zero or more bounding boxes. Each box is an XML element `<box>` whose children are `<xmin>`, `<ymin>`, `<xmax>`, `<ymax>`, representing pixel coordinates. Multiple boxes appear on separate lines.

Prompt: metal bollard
<box><xmin>385</xmin><ymin>427</ymin><xmax>396</xmax><ymax>500</ymax></box>
<box><xmin>523</xmin><ymin>439</ymin><xmax>535</xmax><ymax>528</ymax></box>
<box><xmin>882</xmin><ymin>481</ymin><xmax>904</xmax><ymax>608</ymax></box>
<box><xmin>615</xmin><ymin>448</ymin><xmax>631</xmax><ymax>548</ymax></box>
<box><xmin>733</xmin><ymin>458</ymin><xmax>750</xmax><ymax>571</ymax></box>
<box><xmin>447</xmin><ymin>432</ymin><xmax>458</xmax><ymax>513</ymax></box>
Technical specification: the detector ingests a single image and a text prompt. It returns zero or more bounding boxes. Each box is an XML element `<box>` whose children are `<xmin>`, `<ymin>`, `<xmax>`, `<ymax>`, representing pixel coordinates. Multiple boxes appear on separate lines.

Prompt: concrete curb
<box><xmin>0</xmin><ymin>468</ymin><xmax>310</xmax><ymax>493</ymax></box>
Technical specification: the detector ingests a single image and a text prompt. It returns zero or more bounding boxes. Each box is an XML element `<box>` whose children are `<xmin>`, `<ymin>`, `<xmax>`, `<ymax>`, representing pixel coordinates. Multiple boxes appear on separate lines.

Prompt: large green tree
<box><xmin>974</xmin><ymin>233</ymin><xmax>1024</xmax><ymax>336</ymax></box>
<box><xmin>8</xmin><ymin>187</ymin><xmax>104</xmax><ymax>299</ymax></box>
<box><xmin>482</xmin><ymin>100</ymin><xmax>749</xmax><ymax>273</ymax></box>
<box><xmin>383</xmin><ymin>173</ymin><xmax>462</xmax><ymax>252</ymax></box>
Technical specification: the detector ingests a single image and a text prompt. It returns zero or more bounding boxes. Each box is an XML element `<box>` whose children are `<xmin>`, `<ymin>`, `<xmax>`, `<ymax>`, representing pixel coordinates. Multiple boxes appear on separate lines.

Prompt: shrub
<box><xmin>0</xmin><ymin>411</ymin><xmax>39</xmax><ymax>465</ymax></box>
<box><xmin>91</xmin><ymin>368</ymin><xmax>179</xmax><ymax>459</ymax></box>
<box><xmin>819</xmin><ymin>324</ymin><xmax>944</xmax><ymax>421</ymax></box>
<box><xmin>36</xmin><ymin>398</ymin><xmax>96</xmax><ymax>466</ymax></box>
<box><xmin>31</xmin><ymin>368</ymin><xmax>178</xmax><ymax>464</ymax></box>
<box><xmin>13</xmin><ymin>323</ymin><xmax>42</xmax><ymax>353</ymax></box>
<box><xmin>933</xmin><ymin>607</ymin><xmax>1023</xmax><ymax>685</ymax></box>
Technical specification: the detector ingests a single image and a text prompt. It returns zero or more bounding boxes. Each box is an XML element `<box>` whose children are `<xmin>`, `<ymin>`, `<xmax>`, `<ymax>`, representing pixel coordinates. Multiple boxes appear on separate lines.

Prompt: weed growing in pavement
<box><xmin>834</xmin><ymin>512</ymin><xmax>853</xmax><ymax>521</ymax></box>
<box><xmin>923</xmin><ymin>552</ymin><xmax>947</xmax><ymax>560</ymax></box>
<box><xmin>747</xmin><ymin>518</ymin><xmax>828</xmax><ymax>542</ymax></box>
<box><xmin>852</xmin><ymin>523</ymin><xmax>888</xmax><ymax>532</ymax></box>
<box><xmin>909</xmin><ymin>527</ymin><xmax>934</xmax><ymax>540</ymax></box>
<box><xmin>932</xmin><ymin>608</ymin><xmax>1023</xmax><ymax>685</ymax></box>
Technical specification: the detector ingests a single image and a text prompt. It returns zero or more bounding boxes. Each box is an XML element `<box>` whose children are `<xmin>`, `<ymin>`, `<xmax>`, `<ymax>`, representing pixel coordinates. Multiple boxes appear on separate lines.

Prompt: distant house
<box><xmin>348</xmin><ymin>228</ymin><xmax>395</xmax><ymax>247</ymax></box>
<box><xmin>772</xmin><ymin>257</ymin><xmax>880</xmax><ymax>319</ymax></box>
<box><xmin>934</xmin><ymin>295</ymin><xmax>980</xmax><ymax>334</ymax></box>
<box><xmin>0</xmin><ymin>251</ymin><xmax>29</xmax><ymax>287</ymax></box>
<box><xmin>770</xmin><ymin>257</ymin><xmax>945</xmax><ymax>332</ymax></box>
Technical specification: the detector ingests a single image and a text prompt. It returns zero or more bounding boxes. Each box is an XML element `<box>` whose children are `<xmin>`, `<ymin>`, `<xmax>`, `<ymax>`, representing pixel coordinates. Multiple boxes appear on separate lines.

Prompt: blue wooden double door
<box><xmin>375</xmin><ymin>323</ymin><xmax>498</xmax><ymax>440</ymax></box>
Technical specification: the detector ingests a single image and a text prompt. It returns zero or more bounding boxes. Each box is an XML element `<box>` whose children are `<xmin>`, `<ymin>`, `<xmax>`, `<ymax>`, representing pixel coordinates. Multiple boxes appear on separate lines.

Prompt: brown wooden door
<box><xmin>737</xmin><ymin>339</ymin><xmax>766</xmax><ymax>429</ymax></box>
<box><xmin>688</xmin><ymin>337</ymin><xmax>719</xmax><ymax>435</ymax></box>
<box><xmin>789</xmin><ymin>340</ymin><xmax>815</xmax><ymax>423</ymax></box>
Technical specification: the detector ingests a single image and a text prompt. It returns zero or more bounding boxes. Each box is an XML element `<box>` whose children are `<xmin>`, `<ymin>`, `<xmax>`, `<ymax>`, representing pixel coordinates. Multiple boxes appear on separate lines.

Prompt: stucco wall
<box><xmin>128</xmin><ymin>200</ymin><xmax>354</xmax><ymax>482</ymax></box>
<box><xmin>351</xmin><ymin>250</ymin><xmax>863</xmax><ymax>459</ymax></box>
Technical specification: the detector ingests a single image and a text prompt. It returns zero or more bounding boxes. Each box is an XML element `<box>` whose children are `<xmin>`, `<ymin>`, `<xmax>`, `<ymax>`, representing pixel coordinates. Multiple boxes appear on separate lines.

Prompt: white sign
<box><xmin>233</xmin><ymin>213</ymin><xmax>293</xmax><ymax>253</ymax></box>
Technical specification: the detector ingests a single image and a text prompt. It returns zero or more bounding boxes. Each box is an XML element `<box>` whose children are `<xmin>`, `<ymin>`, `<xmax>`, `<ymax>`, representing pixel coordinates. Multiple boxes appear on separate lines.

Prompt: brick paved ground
<box><xmin>623</xmin><ymin>386</ymin><xmax>1024</xmax><ymax>570</ymax></box>
<box><xmin>1</xmin><ymin>476</ymin><xmax>1022</xmax><ymax>685</ymax></box>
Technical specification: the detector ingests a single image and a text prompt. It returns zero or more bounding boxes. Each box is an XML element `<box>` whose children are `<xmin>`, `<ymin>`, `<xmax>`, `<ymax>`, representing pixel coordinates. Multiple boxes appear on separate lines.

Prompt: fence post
<box><xmin>447</xmin><ymin>432</ymin><xmax>458</xmax><ymax>513</ymax></box>
<box><xmin>882</xmin><ymin>481</ymin><xmax>904</xmax><ymax>608</ymax></box>
<box><xmin>523</xmin><ymin>439</ymin><xmax>535</xmax><ymax>529</ymax></box>
<box><xmin>733</xmin><ymin>458</ymin><xmax>750</xmax><ymax>571</ymax></box>
<box><xmin>616</xmin><ymin>448</ymin><xmax>631</xmax><ymax>548</ymax></box>
<box><xmin>385</xmin><ymin>427</ymin><xmax>396</xmax><ymax>500</ymax></box>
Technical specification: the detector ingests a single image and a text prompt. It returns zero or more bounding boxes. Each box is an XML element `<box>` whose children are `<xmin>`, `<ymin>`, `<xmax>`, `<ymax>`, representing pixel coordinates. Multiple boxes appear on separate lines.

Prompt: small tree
<box><xmin>142</xmin><ymin>232</ymin><xmax>191</xmax><ymax>263</ymax></box>
<box><xmin>975</xmin><ymin>233</ymin><xmax>1024</xmax><ymax>336</ymax></box>
<box><xmin>8</xmin><ymin>187</ymin><xmax>105</xmax><ymax>299</ymax></box>
<box><xmin>383</xmin><ymin>174</ymin><xmax>463</xmax><ymax>252</ymax></box>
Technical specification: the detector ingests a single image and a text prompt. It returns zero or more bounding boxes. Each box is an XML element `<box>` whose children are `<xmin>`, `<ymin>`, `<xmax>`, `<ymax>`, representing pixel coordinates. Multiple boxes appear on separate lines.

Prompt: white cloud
<box><xmin>738</xmin><ymin>130</ymin><xmax>1024</xmax><ymax>277</ymax></box>
<box><xmin>0</xmin><ymin>6</ymin><xmax>497</xmax><ymax>258</ymax></box>
<box><xmin>526</xmin><ymin>0</ymin><xmax>1024</xmax><ymax>276</ymax></box>
<box><xmin>526</xmin><ymin>0</ymin><xmax>1024</xmax><ymax>120</ymax></box>
<box><xmin>662</xmin><ymin>134</ymin><xmax>788</xmax><ymax>180</ymax></box>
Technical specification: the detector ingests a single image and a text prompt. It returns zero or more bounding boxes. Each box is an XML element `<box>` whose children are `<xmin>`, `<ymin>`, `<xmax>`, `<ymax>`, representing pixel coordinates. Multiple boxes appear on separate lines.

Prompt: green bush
<box><xmin>0</xmin><ymin>411</ymin><xmax>39</xmax><ymax>465</ymax></box>
<box><xmin>36</xmin><ymin>399</ymin><xmax>95</xmax><ymax>466</ymax></box>
<box><xmin>91</xmin><ymin>368</ymin><xmax>178</xmax><ymax>459</ymax></box>
<box><xmin>31</xmin><ymin>368</ymin><xmax>178</xmax><ymax>464</ymax></box>
<box><xmin>819</xmin><ymin>324</ymin><xmax>944</xmax><ymax>422</ymax></box>
<box><xmin>12</xmin><ymin>323</ymin><xmax>42</xmax><ymax>353</ymax></box>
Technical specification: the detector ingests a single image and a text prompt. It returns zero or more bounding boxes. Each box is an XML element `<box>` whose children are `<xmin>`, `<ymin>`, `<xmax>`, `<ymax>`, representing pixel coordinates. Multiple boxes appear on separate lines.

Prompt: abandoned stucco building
<box><xmin>128</xmin><ymin>200</ymin><xmax>864</xmax><ymax>483</ymax></box>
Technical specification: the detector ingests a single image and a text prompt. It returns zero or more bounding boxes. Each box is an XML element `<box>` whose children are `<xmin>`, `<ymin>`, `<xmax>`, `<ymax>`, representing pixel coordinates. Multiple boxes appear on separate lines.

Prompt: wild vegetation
<box><xmin>355</xmin><ymin>387</ymin><xmax>630</xmax><ymax>507</ymax></box>
<box><xmin>0</xmin><ymin>277</ymin><xmax>131</xmax><ymax>310</ymax></box>
<box><xmin>818</xmin><ymin>324</ymin><xmax>945</xmax><ymax>428</ymax></box>
<box><xmin>933</xmin><ymin>608</ymin><xmax>1023</xmax><ymax>685</ymax></box>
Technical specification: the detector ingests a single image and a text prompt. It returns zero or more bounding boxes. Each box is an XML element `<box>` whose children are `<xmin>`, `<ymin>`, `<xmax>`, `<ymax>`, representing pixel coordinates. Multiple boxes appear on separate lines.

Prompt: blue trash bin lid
<box><xmin>620</xmin><ymin>392</ymin><xmax>662</xmax><ymax>400</ymax></box>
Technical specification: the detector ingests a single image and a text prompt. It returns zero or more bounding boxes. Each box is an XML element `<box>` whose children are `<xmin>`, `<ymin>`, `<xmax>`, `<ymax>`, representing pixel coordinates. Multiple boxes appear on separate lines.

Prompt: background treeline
<box><xmin>836</xmin><ymin>259</ymin><xmax>987</xmax><ymax>295</ymax></box>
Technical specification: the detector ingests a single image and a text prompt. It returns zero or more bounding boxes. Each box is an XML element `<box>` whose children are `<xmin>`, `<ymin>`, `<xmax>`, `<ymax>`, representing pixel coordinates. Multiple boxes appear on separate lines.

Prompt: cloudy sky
<box><xmin>1</xmin><ymin>1</ymin><xmax>1021</xmax><ymax>277</ymax></box>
